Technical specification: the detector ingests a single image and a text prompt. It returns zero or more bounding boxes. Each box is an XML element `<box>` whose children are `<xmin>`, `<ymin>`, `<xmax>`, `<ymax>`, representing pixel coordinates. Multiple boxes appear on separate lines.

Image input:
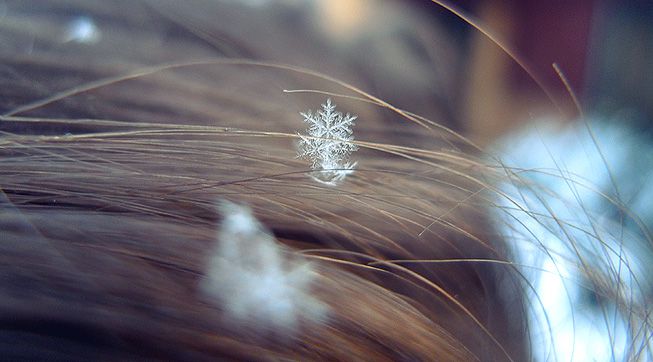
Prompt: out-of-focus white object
<box><xmin>63</xmin><ymin>16</ymin><xmax>101</xmax><ymax>44</ymax></box>
<box><xmin>494</xmin><ymin>119</ymin><xmax>653</xmax><ymax>361</ymax></box>
<box><xmin>201</xmin><ymin>201</ymin><xmax>326</xmax><ymax>332</ymax></box>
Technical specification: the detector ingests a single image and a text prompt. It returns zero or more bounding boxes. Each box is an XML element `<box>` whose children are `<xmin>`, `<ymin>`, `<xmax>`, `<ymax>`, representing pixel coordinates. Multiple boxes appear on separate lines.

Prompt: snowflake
<box><xmin>297</xmin><ymin>98</ymin><xmax>358</xmax><ymax>185</ymax></box>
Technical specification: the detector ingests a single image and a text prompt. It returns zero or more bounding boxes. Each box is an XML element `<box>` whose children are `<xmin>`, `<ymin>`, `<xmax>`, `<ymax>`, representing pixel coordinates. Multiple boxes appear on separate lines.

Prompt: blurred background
<box><xmin>443</xmin><ymin>1</ymin><xmax>653</xmax><ymax>144</ymax></box>
<box><xmin>2</xmin><ymin>0</ymin><xmax>652</xmax><ymax>143</ymax></box>
<box><xmin>313</xmin><ymin>0</ymin><xmax>653</xmax><ymax>144</ymax></box>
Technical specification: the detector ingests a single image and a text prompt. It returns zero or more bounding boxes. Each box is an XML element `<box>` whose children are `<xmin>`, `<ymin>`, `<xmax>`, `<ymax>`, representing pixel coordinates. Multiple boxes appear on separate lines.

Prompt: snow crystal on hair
<box><xmin>201</xmin><ymin>201</ymin><xmax>326</xmax><ymax>332</ymax></box>
<box><xmin>297</xmin><ymin>98</ymin><xmax>358</xmax><ymax>185</ymax></box>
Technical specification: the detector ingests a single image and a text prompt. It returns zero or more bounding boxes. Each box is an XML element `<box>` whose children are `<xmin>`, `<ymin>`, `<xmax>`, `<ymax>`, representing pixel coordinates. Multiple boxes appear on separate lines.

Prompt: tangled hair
<box><xmin>0</xmin><ymin>1</ymin><xmax>650</xmax><ymax>361</ymax></box>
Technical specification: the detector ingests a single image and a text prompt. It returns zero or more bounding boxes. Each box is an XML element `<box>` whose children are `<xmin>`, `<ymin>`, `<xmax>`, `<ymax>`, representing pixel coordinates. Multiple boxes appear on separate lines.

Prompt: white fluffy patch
<box><xmin>63</xmin><ymin>16</ymin><xmax>101</xmax><ymax>44</ymax></box>
<box><xmin>201</xmin><ymin>201</ymin><xmax>326</xmax><ymax>332</ymax></box>
<box><xmin>494</xmin><ymin>119</ymin><xmax>653</xmax><ymax>361</ymax></box>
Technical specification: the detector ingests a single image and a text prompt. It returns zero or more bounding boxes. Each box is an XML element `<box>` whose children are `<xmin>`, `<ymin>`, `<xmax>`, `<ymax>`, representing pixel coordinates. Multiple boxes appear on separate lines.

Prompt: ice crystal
<box><xmin>297</xmin><ymin>98</ymin><xmax>358</xmax><ymax>185</ymax></box>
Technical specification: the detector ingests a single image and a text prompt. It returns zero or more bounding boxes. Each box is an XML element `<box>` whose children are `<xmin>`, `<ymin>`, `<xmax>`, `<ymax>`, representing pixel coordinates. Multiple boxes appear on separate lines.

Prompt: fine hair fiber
<box><xmin>0</xmin><ymin>1</ymin><xmax>651</xmax><ymax>361</ymax></box>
